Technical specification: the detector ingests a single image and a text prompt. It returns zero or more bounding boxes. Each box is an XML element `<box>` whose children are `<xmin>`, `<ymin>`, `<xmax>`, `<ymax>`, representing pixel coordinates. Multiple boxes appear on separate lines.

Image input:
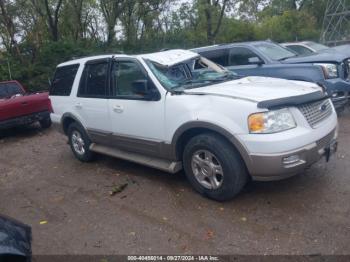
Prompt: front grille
<box><xmin>298</xmin><ymin>99</ymin><xmax>333</xmax><ymax>128</ymax></box>
<box><xmin>317</xmin><ymin>129</ymin><xmax>335</xmax><ymax>150</ymax></box>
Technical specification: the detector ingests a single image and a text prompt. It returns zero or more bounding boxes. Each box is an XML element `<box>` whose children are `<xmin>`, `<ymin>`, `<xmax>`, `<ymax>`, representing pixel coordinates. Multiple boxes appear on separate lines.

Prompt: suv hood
<box><xmin>183</xmin><ymin>76</ymin><xmax>322</xmax><ymax>103</ymax></box>
<box><xmin>282</xmin><ymin>51</ymin><xmax>348</xmax><ymax>63</ymax></box>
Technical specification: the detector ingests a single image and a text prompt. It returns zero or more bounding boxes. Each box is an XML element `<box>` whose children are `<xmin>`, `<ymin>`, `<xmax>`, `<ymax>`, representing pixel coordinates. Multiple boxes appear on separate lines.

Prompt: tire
<box><xmin>39</xmin><ymin>117</ymin><xmax>52</xmax><ymax>129</ymax></box>
<box><xmin>183</xmin><ymin>133</ymin><xmax>248</xmax><ymax>201</ymax></box>
<box><xmin>67</xmin><ymin>122</ymin><xmax>95</xmax><ymax>162</ymax></box>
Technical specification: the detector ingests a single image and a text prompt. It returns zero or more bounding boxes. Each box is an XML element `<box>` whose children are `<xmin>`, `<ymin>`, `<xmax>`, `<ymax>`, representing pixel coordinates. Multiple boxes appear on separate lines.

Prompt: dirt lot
<box><xmin>0</xmin><ymin>112</ymin><xmax>349</xmax><ymax>255</ymax></box>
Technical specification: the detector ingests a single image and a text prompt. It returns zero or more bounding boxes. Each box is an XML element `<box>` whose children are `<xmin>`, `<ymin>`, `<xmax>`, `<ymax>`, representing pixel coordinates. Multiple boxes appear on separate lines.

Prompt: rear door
<box><xmin>72</xmin><ymin>59</ymin><xmax>112</xmax><ymax>141</ymax></box>
<box><xmin>50</xmin><ymin>63</ymin><xmax>80</xmax><ymax>124</ymax></box>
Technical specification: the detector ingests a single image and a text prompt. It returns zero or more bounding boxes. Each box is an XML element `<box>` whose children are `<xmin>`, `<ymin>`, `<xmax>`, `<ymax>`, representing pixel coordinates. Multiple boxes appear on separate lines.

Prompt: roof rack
<box><xmin>70</xmin><ymin>51</ymin><xmax>124</xmax><ymax>60</ymax></box>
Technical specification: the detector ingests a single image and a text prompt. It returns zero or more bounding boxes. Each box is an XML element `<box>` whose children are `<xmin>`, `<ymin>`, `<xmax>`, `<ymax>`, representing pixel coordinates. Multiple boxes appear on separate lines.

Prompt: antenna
<box><xmin>321</xmin><ymin>0</ymin><xmax>350</xmax><ymax>46</ymax></box>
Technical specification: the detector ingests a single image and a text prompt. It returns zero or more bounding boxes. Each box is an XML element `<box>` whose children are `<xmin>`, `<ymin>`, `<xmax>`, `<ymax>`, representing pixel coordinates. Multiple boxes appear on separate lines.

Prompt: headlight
<box><xmin>248</xmin><ymin>109</ymin><xmax>296</xmax><ymax>134</ymax></box>
<box><xmin>315</xmin><ymin>63</ymin><xmax>338</xmax><ymax>79</ymax></box>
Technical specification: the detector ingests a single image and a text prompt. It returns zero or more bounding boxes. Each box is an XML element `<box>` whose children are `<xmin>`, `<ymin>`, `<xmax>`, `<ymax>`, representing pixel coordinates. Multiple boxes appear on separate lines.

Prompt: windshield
<box><xmin>146</xmin><ymin>56</ymin><xmax>239</xmax><ymax>90</ymax></box>
<box><xmin>305</xmin><ymin>42</ymin><xmax>329</xmax><ymax>51</ymax></box>
<box><xmin>253</xmin><ymin>42</ymin><xmax>296</xmax><ymax>60</ymax></box>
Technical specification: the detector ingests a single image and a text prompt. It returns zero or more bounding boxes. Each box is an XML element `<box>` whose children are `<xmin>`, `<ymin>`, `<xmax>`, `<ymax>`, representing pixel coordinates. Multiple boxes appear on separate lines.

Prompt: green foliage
<box><xmin>0</xmin><ymin>0</ymin><xmax>328</xmax><ymax>91</ymax></box>
<box><xmin>255</xmin><ymin>10</ymin><xmax>319</xmax><ymax>42</ymax></box>
<box><xmin>0</xmin><ymin>40</ymin><xmax>101</xmax><ymax>91</ymax></box>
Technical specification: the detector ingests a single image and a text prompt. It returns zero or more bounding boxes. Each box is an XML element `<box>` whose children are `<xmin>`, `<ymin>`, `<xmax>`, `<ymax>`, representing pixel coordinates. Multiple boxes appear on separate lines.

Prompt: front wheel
<box><xmin>68</xmin><ymin>123</ymin><xmax>95</xmax><ymax>162</ymax></box>
<box><xmin>183</xmin><ymin>133</ymin><xmax>248</xmax><ymax>201</ymax></box>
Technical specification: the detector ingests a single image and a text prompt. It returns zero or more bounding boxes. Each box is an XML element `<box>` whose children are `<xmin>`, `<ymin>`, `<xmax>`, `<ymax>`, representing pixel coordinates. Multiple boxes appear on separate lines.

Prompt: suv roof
<box><xmin>283</xmin><ymin>41</ymin><xmax>315</xmax><ymax>46</ymax></box>
<box><xmin>58</xmin><ymin>49</ymin><xmax>199</xmax><ymax>68</ymax></box>
<box><xmin>191</xmin><ymin>41</ymin><xmax>273</xmax><ymax>53</ymax></box>
<box><xmin>58</xmin><ymin>54</ymin><xmax>125</xmax><ymax>67</ymax></box>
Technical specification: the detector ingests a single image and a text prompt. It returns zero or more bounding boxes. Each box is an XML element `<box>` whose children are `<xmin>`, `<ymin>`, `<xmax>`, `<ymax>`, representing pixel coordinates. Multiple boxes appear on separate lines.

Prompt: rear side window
<box><xmin>78</xmin><ymin>61</ymin><xmax>109</xmax><ymax>97</ymax></box>
<box><xmin>200</xmin><ymin>49</ymin><xmax>228</xmax><ymax>67</ymax></box>
<box><xmin>50</xmin><ymin>64</ymin><xmax>79</xmax><ymax>96</ymax></box>
<box><xmin>0</xmin><ymin>82</ymin><xmax>24</xmax><ymax>98</ymax></box>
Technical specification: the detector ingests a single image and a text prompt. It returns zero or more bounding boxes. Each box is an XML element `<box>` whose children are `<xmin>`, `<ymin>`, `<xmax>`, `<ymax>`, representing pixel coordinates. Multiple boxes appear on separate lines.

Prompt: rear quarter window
<box><xmin>50</xmin><ymin>64</ymin><xmax>79</xmax><ymax>96</ymax></box>
<box><xmin>0</xmin><ymin>82</ymin><xmax>24</xmax><ymax>98</ymax></box>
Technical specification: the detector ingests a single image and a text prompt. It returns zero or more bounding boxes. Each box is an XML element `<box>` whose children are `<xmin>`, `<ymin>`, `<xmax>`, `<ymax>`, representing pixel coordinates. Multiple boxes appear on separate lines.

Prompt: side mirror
<box><xmin>248</xmin><ymin>57</ymin><xmax>263</xmax><ymax>65</ymax></box>
<box><xmin>132</xmin><ymin>79</ymin><xmax>158</xmax><ymax>100</ymax></box>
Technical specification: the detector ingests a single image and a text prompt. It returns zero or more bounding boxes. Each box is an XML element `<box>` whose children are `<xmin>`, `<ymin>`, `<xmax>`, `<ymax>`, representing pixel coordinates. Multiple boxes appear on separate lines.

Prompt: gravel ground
<box><xmin>0</xmin><ymin>112</ymin><xmax>349</xmax><ymax>255</ymax></box>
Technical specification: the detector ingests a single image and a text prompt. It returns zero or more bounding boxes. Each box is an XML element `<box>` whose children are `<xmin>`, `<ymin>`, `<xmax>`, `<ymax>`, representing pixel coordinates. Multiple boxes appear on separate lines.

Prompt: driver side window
<box><xmin>229</xmin><ymin>47</ymin><xmax>263</xmax><ymax>66</ymax></box>
<box><xmin>111</xmin><ymin>60</ymin><xmax>148</xmax><ymax>98</ymax></box>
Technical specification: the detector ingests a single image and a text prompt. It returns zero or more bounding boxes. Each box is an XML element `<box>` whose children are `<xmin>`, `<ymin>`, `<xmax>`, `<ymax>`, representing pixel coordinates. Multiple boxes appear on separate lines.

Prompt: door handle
<box><xmin>113</xmin><ymin>105</ymin><xmax>124</xmax><ymax>113</ymax></box>
<box><xmin>75</xmin><ymin>102</ymin><xmax>83</xmax><ymax>109</ymax></box>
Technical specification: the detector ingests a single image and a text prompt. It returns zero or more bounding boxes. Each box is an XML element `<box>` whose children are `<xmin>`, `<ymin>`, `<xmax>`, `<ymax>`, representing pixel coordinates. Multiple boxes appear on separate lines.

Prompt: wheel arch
<box><xmin>61</xmin><ymin>113</ymin><xmax>86</xmax><ymax>135</ymax></box>
<box><xmin>171</xmin><ymin>121</ymin><xmax>251</xmax><ymax>169</ymax></box>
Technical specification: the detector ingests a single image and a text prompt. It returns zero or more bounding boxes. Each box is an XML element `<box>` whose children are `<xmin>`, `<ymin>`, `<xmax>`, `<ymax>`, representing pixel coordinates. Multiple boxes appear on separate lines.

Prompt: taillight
<box><xmin>48</xmin><ymin>98</ymin><xmax>54</xmax><ymax>113</ymax></box>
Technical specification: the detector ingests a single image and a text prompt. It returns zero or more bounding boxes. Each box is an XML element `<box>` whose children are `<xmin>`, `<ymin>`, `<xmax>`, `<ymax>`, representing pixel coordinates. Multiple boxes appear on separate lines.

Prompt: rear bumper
<box><xmin>249</xmin><ymin>129</ymin><xmax>338</xmax><ymax>181</ymax></box>
<box><xmin>0</xmin><ymin>111</ymin><xmax>50</xmax><ymax>130</ymax></box>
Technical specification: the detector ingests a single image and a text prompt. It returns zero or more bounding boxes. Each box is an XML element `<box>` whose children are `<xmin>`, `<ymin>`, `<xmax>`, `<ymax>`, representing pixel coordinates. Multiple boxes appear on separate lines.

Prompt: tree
<box><xmin>237</xmin><ymin>0</ymin><xmax>270</xmax><ymax>21</ymax></box>
<box><xmin>0</xmin><ymin>0</ymin><xmax>326</xmax><ymax>91</ymax></box>
<box><xmin>0</xmin><ymin>0</ymin><xmax>22</xmax><ymax>57</ymax></box>
<box><xmin>256</xmin><ymin>10</ymin><xmax>319</xmax><ymax>41</ymax></box>
<box><xmin>99</xmin><ymin>0</ymin><xmax>125</xmax><ymax>45</ymax></box>
<box><xmin>197</xmin><ymin>0</ymin><xmax>232</xmax><ymax>44</ymax></box>
<box><xmin>30</xmin><ymin>0</ymin><xmax>64</xmax><ymax>41</ymax></box>
<box><xmin>69</xmin><ymin>0</ymin><xmax>84</xmax><ymax>40</ymax></box>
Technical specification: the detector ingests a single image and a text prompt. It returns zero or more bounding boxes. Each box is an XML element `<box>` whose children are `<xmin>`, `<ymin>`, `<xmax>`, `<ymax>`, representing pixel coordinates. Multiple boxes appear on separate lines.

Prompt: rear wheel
<box><xmin>183</xmin><ymin>133</ymin><xmax>248</xmax><ymax>201</ymax></box>
<box><xmin>68</xmin><ymin>123</ymin><xmax>95</xmax><ymax>162</ymax></box>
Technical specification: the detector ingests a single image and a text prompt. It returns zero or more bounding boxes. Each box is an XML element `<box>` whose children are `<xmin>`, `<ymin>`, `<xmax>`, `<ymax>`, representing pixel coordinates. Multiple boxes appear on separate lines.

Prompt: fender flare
<box><xmin>61</xmin><ymin>112</ymin><xmax>88</xmax><ymax>136</ymax></box>
<box><xmin>170</xmin><ymin>121</ymin><xmax>251</xmax><ymax>167</ymax></box>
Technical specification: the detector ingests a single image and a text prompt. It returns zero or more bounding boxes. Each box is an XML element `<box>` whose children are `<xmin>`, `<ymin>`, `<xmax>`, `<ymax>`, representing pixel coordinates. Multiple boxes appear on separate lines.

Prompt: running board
<box><xmin>89</xmin><ymin>143</ymin><xmax>182</xmax><ymax>174</ymax></box>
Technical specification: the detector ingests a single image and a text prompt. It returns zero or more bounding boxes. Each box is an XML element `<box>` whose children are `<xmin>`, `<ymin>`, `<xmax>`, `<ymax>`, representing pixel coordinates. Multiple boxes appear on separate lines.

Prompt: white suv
<box><xmin>50</xmin><ymin>49</ymin><xmax>338</xmax><ymax>201</ymax></box>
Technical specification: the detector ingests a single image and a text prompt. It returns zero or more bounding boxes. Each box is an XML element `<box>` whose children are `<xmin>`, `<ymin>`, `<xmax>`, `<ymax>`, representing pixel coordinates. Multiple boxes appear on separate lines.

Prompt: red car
<box><xmin>0</xmin><ymin>80</ymin><xmax>52</xmax><ymax>130</ymax></box>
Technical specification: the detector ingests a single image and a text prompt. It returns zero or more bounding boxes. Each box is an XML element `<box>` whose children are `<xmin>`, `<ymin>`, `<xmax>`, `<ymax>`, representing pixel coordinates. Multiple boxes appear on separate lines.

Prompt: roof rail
<box><xmin>70</xmin><ymin>51</ymin><xmax>124</xmax><ymax>60</ymax></box>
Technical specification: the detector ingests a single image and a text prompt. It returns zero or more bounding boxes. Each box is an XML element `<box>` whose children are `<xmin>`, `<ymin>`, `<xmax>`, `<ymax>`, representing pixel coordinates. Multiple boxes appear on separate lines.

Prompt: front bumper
<box><xmin>248</xmin><ymin>129</ymin><xmax>338</xmax><ymax>181</ymax></box>
<box><xmin>323</xmin><ymin>78</ymin><xmax>350</xmax><ymax>109</ymax></box>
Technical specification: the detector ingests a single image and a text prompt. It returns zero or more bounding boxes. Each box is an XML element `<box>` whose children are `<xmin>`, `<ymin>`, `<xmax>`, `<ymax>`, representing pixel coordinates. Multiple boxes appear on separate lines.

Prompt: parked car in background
<box><xmin>50</xmin><ymin>49</ymin><xmax>338</xmax><ymax>201</ymax></box>
<box><xmin>192</xmin><ymin>41</ymin><xmax>350</xmax><ymax>110</ymax></box>
<box><xmin>0</xmin><ymin>81</ymin><xmax>52</xmax><ymax>130</ymax></box>
<box><xmin>282</xmin><ymin>41</ymin><xmax>331</xmax><ymax>55</ymax></box>
<box><xmin>282</xmin><ymin>41</ymin><xmax>350</xmax><ymax>57</ymax></box>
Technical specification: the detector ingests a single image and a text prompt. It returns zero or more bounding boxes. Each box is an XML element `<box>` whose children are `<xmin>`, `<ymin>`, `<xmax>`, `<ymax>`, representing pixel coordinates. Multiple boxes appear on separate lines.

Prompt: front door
<box><xmin>108</xmin><ymin>58</ymin><xmax>164</xmax><ymax>156</ymax></box>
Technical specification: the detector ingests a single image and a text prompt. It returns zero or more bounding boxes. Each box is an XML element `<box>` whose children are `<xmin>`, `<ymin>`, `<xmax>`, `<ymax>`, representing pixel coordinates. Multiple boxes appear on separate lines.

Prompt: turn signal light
<box><xmin>248</xmin><ymin>113</ymin><xmax>264</xmax><ymax>132</ymax></box>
